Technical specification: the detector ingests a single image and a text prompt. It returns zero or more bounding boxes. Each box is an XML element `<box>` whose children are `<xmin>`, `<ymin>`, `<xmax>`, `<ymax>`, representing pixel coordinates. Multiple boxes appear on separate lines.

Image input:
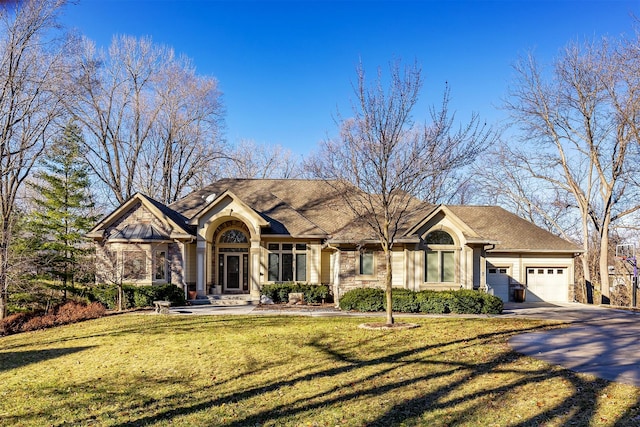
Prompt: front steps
<box><xmin>188</xmin><ymin>294</ymin><xmax>259</xmax><ymax>306</ymax></box>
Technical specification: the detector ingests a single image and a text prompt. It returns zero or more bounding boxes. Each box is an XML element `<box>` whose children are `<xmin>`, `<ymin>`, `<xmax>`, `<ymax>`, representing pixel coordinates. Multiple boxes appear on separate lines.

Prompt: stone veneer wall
<box><xmin>338</xmin><ymin>249</ymin><xmax>387</xmax><ymax>294</ymax></box>
<box><xmin>168</xmin><ymin>241</ymin><xmax>185</xmax><ymax>288</ymax></box>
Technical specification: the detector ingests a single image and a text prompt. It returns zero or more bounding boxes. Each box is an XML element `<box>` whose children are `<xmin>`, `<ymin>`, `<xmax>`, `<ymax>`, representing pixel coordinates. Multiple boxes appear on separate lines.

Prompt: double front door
<box><xmin>220</xmin><ymin>253</ymin><xmax>249</xmax><ymax>293</ymax></box>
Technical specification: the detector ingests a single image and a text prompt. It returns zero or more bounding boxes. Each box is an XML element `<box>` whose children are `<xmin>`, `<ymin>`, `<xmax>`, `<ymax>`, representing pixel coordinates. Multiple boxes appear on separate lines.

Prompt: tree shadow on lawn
<box><xmin>93</xmin><ymin>322</ymin><xmax>640</xmax><ymax>427</ymax></box>
<box><xmin>0</xmin><ymin>346</ymin><xmax>95</xmax><ymax>372</ymax></box>
<box><xmin>17</xmin><ymin>319</ymin><xmax>637</xmax><ymax>427</ymax></box>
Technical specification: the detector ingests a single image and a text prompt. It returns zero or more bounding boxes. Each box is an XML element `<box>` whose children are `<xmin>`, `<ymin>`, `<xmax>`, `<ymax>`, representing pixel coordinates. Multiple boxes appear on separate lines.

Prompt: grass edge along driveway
<box><xmin>1</xmin><ymin>314</ymin><xmax>639</xmax><ymax>426</ymax></box>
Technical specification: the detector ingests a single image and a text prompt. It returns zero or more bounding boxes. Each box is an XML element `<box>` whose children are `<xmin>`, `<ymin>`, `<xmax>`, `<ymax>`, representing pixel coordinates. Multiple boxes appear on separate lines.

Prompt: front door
<box><xmin>225</xmin><ymin>255</ymin><xmax>240</xmax><ymax>291</ymax></box>
<box><xmin>222</xmin><ymin>253</ymin><xmax>249</xmax><ymax>293</ymax></box>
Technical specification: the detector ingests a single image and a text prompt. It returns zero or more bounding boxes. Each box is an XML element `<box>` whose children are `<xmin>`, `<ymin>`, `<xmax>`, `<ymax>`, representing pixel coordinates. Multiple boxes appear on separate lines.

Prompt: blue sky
<box><xmin>60</xmin><ymin>1</ymin><xmax>640</xmax><ymax>158</ymax></box>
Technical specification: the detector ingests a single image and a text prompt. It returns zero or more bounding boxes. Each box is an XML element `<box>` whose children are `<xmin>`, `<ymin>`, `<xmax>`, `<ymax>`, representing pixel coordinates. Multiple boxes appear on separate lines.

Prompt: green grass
<box><xmin>1</xmin><ymin>314</ymin><xmax>639</xmax><ymax>426</ymax></box>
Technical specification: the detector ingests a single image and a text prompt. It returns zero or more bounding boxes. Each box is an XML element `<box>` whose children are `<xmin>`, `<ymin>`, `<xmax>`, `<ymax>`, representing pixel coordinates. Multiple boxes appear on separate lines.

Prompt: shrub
<box><xmin>384</xmin><ymin>288</ymin><xmax>419</xmax><ymax>313</ymax></box>
<box><xmin>340</xmin><ymin>288</ymin><xmax>504</xmax><ymax>315</ymax></box>
<box><xmin>480</xmin><ymin>292</ymin><xmax>504</xmax><ymax>314</ymax></box>
<box><xmin>338</xmin><ymin>288</ymin><xmax>384</xmax><ymax>311</ymax></box>
<box><xmin>260</xmin><ymin>283</ymin><xmax>332</xmax><ymax>304</ymax></box>
<box><xmin>416</xmin><ymin>290</ymin><xmax>451</xmax><ymax>314</ymax></box>
<box><xmin>449</xmin><ymin>290</ymin><xmax>483</xmax><ymax>314</ymax></box>
<box><xmin>85</xmin><ymin>284</ymin><xmax>186</xmax><ymax>309</ymax></box>
<box><xmin>0</xmin><ymin>300</ymin><xmax>106</xmax><ymax>336</ymax></box>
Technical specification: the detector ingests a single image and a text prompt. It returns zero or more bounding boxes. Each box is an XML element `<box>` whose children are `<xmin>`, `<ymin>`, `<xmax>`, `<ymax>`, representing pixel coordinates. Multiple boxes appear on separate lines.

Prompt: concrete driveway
<box><xmin>506</xmin><ymin>302</ymin><xmax>640</xmax><ymax>386</ymax></box>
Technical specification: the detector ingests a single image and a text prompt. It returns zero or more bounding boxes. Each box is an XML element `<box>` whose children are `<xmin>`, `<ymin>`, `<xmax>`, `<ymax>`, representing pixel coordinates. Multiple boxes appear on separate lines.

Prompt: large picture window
<box><xmin>425</xmin><ymin>250</ymin><xmax>455</xmax><ymax>283</ymax></box>
<box><xmin>267</xmin><ymin>243</ymin><xmax>307</xmax><ymax>282</ymax></box>
<box><xmin>424</xmin><ymin>230</ymin><xmax>455</xmax><ymax>283</ymax></box>
<box><xmin>123</xmin><ymin>250</ymin><xmax>147</xmax><ymax>280</ymax></box>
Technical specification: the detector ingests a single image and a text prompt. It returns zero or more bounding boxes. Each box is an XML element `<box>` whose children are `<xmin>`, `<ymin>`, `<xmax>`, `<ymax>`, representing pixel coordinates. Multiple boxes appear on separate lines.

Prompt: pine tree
<box><xmin>27</xmin><ymin>121</ymin><xmax>99</xmax><ymax>296</ymax></box>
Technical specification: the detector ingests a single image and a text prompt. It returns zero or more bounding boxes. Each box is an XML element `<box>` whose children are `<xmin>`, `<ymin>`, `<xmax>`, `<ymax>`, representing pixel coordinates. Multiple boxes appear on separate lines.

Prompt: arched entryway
<box><xmin>214</xmin><ymin>221</ymin><xmax>250</xmax><ymax>294</ymax></box>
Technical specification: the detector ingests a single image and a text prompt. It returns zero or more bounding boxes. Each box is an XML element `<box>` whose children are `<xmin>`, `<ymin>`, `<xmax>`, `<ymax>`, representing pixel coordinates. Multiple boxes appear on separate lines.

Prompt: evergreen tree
<box><xmin>27</xmin><ymin>121</ymin><xmax>99</xmax><ymax>295</ymax></box>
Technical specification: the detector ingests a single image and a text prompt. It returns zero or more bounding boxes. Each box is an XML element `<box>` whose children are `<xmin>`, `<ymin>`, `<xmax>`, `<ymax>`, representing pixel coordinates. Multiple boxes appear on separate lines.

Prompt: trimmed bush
<box><xmin>449</xmin><ymin>290</ymin><xmax>483</xmax><ymax>314</ymax></box>
<box><xmin>384</xmin><ymin>288</ymin><xmax>419</xmax><ymax>313</ymax></box>
<box><xmin>416</xmin><ymin>290</ymin><xmax>450</xmax><ymax>314</ymax></box>
<box><xmin>340</xmin><ymin>288</ymin><xmax>504</xmax><ymax>314</ymax></box>
<box><xmin>480</xmin><ymin>292</ymin><xmax>504</xmax><ymax>314</ymax></box>
<box><xmin>338</xmin><ymin>287</ymin><xmax>384</xmax><ymax>312</ymax></box>
<box><xmin>260</xmin><ymin>283</ymin><xmax>332</xmax><ymax>304</ymax></box>
<box><xmin>84</xmin><ymin>284</ymin><xmax>186</xmax><ymax>309</ymax></box>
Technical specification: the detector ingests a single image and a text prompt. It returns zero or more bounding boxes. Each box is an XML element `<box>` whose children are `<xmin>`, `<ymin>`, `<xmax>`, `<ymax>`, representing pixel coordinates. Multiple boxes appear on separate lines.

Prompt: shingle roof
<box><xmin>445</xmin><ymin>205</ymin><xmax>581</xmax><ymax>252</ymax></box>
<box><xmin>96</xmin><ymin>179</ymin><xmax>578</xmax><ymax>253</ymax></box>
<box><xmin>138</xmin><ymin>193</ymin><xmax>194</xmax><ymax>235</ymax></box>
<box><xmin>169</xmin><ymin>179</ymin><xmax>357</xmax><ymax>237</ymax></box>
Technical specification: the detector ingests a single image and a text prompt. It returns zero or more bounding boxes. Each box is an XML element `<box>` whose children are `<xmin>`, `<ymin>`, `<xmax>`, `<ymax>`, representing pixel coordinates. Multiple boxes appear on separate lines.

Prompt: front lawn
<box><xmin>0</xmin><ymin>314</ymin><xmax>639</xmax><ymax>426</ymax></box>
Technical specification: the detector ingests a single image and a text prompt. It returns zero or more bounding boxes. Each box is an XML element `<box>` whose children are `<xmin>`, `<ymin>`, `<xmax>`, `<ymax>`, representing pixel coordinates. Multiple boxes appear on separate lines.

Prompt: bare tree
<box><xmin>308</xmin><ymin>61</ymin><xmax>494</xmax><ymax>325</ymax></box>
<box><xmin>0</xmin><ymin>0</ymin><xmax>69</xmax><ymax>319</ymax></box>
<box><xmin>68</xmin><ymin>35</ymin><xmax>225</xmax><ymax>206</ymax></box>
<box><xmin>501</xmin><ymin>38</ymin><xmax>640</xmax><ymax>304</ymax></box>
<box><xmin>221</xmin><ymin>139</ymin><xmax>302</xmax><ymax>179</ymax></box>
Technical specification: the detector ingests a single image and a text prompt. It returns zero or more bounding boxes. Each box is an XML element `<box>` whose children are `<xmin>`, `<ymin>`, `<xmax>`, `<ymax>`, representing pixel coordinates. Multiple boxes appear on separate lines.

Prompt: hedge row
<box><xmin>260</xmin><ymin>283</ymin><xmax>332</xmax><ymax>304</ymax></box>
<box><xmin>338</xmin><ymin>288</ymin><xmax>503</xmax><ymax>314</ymax></box>
<box><xmin>83</xmin><ymin>283</ymin><xmax>186</xmax><ymax>310</ymax></box>
<box><xmin>0</xmin><ymin>300</ymin><xmax>106</xmax><ymax>336</ymax></box>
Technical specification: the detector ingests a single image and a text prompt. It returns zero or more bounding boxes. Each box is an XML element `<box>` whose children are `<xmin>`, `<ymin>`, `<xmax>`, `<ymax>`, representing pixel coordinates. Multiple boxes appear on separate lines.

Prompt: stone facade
<box><xmin>338</xmin><ymin>249</ymin><xmax>387</xmax><ymax>293</ymax></box>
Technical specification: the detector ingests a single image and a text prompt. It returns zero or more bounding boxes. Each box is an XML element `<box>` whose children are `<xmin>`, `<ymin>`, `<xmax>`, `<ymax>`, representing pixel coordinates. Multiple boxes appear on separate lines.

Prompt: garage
<box><xmin>526</xmin><ymin>267</ymin><xmax>569</xmax><ymax>302</ymax></box>
<box><xmin>487</xmin><ymin>267</ymin><xmax>510</xmax><ymax>302</ymax></box>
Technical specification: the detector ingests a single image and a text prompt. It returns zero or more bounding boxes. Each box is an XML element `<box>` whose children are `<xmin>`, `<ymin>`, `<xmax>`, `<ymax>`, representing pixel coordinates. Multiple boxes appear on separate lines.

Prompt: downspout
<box><xmin>481</xmin><ymin>244</ymin><xmax>495</xmax><ymax>292</ymax></box>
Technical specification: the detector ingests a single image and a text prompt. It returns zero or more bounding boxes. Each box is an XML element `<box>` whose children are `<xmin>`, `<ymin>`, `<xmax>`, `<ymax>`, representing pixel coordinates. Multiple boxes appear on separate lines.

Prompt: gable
<box><xmin>445</xmin><ymin>205</ymin><xmax>581</xmax><ymax>253</ymax></box>
<box><xmin>87</xmin><ymin>194</ymin><xmax>194</xmax><ymax>241</ymax></box>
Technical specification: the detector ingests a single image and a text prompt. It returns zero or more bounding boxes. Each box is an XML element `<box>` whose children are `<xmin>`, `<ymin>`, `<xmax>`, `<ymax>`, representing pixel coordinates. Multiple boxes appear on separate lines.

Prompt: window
<box><xmin>359</xmin><ymin>251</ymin><xmax>375</xmax><ymax>276</ymax></box>
<box><xmin>155</xmin><ymin>251</ymin><xmax>166</xmax><ymax>280</ymax></box>
<box><xmin>219</xmin><ymin>229</ymin><xmax>248</xmax><ymax>244</ymax></box>
<box><xmin>424</xmin><ymin>230</ymin><xmax>455</xmax><ymax>283</ymax></box>
<box><xmin>267</xmin><ymin>243</ymin><xmax>307</xmax><ymax>282</ymax></box>
<box><xmin>426</xmin><ymin>230</ymin><xmax>454</xmax><ymax>245</ymax></box>
<box><xmin>123</xmin><ymin>250</ymin><xmax>146</xmax><ymax>280</ymax></box>
<box><xmin>425</xmin><ymin>250</ymin><xmax>454</xmax><ymax>283</ymax></box>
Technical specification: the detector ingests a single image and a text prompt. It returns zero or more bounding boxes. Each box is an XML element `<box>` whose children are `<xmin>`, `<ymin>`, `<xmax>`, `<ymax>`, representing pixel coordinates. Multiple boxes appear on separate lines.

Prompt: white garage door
<box><xmin>487</xmin><ymin>267</ymin><xmax>510</xmax><ymax>302</ymax></box>
<box><xmin>526</xmin><ymin>268</ymin><xmax>569</xmax><ymax>302</ymax></box>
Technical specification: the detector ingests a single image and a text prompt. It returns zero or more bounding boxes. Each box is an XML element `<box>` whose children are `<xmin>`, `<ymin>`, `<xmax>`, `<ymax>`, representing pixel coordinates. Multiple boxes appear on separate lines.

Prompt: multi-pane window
<box><xmin>155</xmin><ymin>251</ymin><xmax>166</xmax><ymax>280</ymax></box>
<box><xmin>267</xmin><ymin>243</ymin><xmax>307</xmax><ymax>282</ymax></box>
<box><xmin>123</xmin><ymin>250</ymin><xmax>146</xmax><ymax>280</ymax></box>
<box><xmin>425</xmin><ymin>230</ymin><xmax>455</xmax><ymax>283</ymax></box>
<box><xmin>359</xmin><ymin>251</ymin><xmax>375</xmax><ymax>276</ymax></box>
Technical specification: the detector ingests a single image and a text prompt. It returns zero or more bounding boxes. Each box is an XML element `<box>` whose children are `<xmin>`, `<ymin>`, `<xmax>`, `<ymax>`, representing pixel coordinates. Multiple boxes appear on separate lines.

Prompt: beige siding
<box><xmin>185</xmin><ymin>243</ymin><xmax>197</xmax><ymax>284</ymax></box>
<box><xmin>309</xmin><ymin>243</ymin><xmax>321</xmax><ymax>284</ymax></box>
<box><xmin>392</xmin><ymin>249</ymin><xmax>405</xmax><ymax>288</ymax></box>
<box><xmin>321</xmin><ymin>250</ymin><xmax>331</xmax><ymax>284</ymax></box>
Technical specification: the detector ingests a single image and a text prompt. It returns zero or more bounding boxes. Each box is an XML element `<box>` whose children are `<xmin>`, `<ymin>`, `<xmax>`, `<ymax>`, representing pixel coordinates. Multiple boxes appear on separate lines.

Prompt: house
<box><xmin>87</xmin><ymin>179</ymin><xmax>582</xmax><ymax>303</ymax></box>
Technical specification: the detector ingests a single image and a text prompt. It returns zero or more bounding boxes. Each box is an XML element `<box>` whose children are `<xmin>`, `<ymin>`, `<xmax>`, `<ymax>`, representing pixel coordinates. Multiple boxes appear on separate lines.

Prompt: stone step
<box><xmin>188</xmin><ymin>294</ymin><xmax>258</xmax><ymax>306</ymax></box>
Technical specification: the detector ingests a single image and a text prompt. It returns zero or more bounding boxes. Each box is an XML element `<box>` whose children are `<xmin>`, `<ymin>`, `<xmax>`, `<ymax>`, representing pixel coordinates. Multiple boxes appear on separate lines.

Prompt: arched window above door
<box><xmin>425</xmin><ymin>230</ymin><xmax>454</xmax><ymax>245</ymax></box>
<box><xmin>219</xmin><ymin>229</ymin><xmax>248</xmax><ymax>244</ymax></box>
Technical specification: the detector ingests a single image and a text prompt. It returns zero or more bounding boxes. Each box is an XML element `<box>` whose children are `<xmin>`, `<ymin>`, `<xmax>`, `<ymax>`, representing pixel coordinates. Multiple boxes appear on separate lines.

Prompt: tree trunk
<box><xmin>385</xmin><ymin>249</ymin><xmax>394</xmax><ymax>326</ymax></box>
<box><xmin>599</xmin><ymin>216</ymin><xmax>612</xmax><ymax>304</ymax></box>
<box><xmin>581</xmin><ymin>215</ymin><xmax>593</xmax><ymax>304</ymax></box>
